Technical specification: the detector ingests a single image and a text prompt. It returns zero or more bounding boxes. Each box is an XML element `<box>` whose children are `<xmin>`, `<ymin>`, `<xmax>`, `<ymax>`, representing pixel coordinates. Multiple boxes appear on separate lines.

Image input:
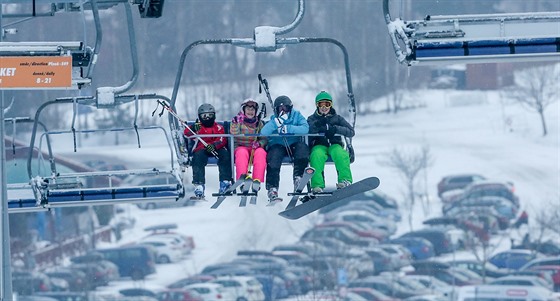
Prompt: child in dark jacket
<box><xmin>307</xmin><ymin>91</ymin><xmax>354</xmax><ymax>193</ymax></box>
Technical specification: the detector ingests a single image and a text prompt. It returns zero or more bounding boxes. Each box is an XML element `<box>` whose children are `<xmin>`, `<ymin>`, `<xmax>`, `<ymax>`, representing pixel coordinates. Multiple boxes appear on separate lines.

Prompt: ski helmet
<box><xmin>198</xmin><ymin>103</ymin><xmax>216</xmax><ymax>127</ymax></box>
<box><xmin>241</xmin><ymin>98</ymin><xmax>259</xmax><ymax>112</ymax></box>
<box><xmin>315</xmin><ymin>91</ymin><xmax>333</xmax><ymax>104</ymax></box>
<box><xmin>274</xmin><ymin>95</ymin><xmax>293</xmax><ymax>115</ymax></box>
<box><xmin>198</xmin><ymin>103</ymin><xmax>215</xmax><ymax>115</ymax></box>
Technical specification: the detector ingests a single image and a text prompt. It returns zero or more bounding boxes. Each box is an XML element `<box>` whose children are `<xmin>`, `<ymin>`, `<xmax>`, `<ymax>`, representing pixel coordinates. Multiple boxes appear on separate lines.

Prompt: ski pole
<box><xmin>153</xmin><ymin>100</ymin><xmax>219</xmax><ymax>158</ymax></box>
<box><xmin>258</xmin><ymin>74</ymin><xmax>294</xmax><ymax>160</ymax></box>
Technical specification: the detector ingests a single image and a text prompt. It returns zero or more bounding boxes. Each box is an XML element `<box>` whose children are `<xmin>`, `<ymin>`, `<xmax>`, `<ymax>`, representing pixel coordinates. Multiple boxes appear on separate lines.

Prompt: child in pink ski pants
<box><xmin>229</xmin><ymin>99</ymin><xmax>267</xmax><ymax>182</ymax></box>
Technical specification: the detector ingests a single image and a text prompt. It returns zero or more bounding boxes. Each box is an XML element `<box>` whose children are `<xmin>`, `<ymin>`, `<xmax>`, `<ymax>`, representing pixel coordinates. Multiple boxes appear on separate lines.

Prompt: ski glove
<box><xmin>192</xmin><ymin>121</ymin><xmax>201</xmax><ymax>132</ymax></box>
<box><xmin>233</xmin><ymin>113</ymin><xmax>244</xmax><ymax>124</ymax></box>
<box><xmin>251</xmin><ymin>140</ymin><xmax>260</xmax><ymax>149</ymax></box>
<box><xmin>205</xmin><ymin>143</ymin><xmax>217</xmax><ymax>153</ymax></box>
<box><xmin>274</xmin><ymin>113</ymin><xmax>289</xmax><ymax>128</ymax></box>
<box><xmin>277</xmin><ymin>125</ymin><xmax>288</xmax><ymax>134</ymax></box>
<box><xmin>325</xmin><ymin>125</ymin><xmax>337</xmax><ymax>139</ymax></box>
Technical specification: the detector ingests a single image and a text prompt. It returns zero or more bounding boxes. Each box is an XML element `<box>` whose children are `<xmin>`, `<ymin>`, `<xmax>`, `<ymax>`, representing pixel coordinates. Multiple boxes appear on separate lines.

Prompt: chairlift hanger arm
<box><xmin>383</xmin><ymin>0</ymin><xmax>560</xmax><ymax>66</ymax></box>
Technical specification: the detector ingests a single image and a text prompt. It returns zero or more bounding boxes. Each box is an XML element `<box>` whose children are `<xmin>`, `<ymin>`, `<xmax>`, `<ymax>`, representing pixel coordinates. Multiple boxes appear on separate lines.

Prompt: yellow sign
<box><xmin>0</xmin><ymin>56</ymin><xmax>72</xmax><ymax>89</ymax></box>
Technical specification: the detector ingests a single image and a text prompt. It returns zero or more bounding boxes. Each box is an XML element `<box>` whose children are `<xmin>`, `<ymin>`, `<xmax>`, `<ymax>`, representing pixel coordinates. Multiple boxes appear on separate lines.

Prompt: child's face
<box><xmin>317</xmin><ymin>101</ymin><xmax>332</xmax><ymax>115</ymax></box>
<box><xmin>244</xmin><ymin>106</ymin><xmax>256</xmax><ymax>118</ymax></box>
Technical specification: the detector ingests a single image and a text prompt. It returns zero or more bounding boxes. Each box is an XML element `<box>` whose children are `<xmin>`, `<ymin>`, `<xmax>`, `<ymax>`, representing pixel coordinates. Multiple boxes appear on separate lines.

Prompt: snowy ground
<box><xmin>62</xmin><ymin>87</ymin><xmax>558</xmax><ymax>297</ymax></box>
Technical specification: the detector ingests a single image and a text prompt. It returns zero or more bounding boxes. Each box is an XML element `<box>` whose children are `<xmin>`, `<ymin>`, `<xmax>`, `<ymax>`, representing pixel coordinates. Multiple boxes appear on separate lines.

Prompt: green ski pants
<box><xmin>309</xmin><ymin>144</ymin><xmax>353</xmax><ymax>189</ymax></box>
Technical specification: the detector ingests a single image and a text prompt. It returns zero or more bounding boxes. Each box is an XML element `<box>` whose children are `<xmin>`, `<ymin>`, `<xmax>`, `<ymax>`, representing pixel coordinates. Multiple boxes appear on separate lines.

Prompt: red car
<box><xmin>157</xmin><ymin>289</ymin><xmax>204</xmax><ymax>301</ymax></box>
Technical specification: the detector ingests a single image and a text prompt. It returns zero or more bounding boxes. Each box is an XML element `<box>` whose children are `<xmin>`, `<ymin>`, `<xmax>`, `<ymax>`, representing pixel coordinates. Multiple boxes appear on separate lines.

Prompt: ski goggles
<box><xmin>276</xmin><ymin>104</ymin><xmax>292</xmax><ymax>113</ymax></box>
<box><xmin>200</xmin><ymin>112</ymin><xmax>215</xmax><ymax>119</ymax></box>
<box><xmin>317</xmin><ymin>101</ymin><xmax>332</xmax><ymax>108</ymax></box>
<box><xmin>244</xmin><ymin>102</ymin><xmax>258</xmax><ymax>109</ymax></box>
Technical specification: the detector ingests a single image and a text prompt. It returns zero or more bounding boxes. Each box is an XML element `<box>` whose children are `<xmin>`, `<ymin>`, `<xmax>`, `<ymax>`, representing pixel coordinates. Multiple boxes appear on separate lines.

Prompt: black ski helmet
<box><xmin>273</xmin><ymin>95</ymin><xmax>293</xmax><ymax>115</ymax></box>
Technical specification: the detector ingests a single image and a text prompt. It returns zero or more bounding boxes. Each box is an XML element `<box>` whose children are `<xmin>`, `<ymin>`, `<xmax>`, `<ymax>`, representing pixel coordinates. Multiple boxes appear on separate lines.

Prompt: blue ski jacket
<box><xmin>260</xmin><ymin>109</ymin><xmax>309</xmax><ymax>148</ymax></box>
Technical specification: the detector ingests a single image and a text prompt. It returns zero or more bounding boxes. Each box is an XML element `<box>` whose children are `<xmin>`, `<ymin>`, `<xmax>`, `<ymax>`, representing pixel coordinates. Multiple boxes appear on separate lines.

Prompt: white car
<box><xmin>212</xmin><ymin>276</ymin><xmax>265</xmax><ymax>301</ymax></box>
<box><xmin>143</xmin><ymin>232</ymin><xmax>194</xmax><ymax>255</ymax></box>
<box><xmin>184</xmin><ymin>283</ymin><xmax>235</xmax><ymax>301</ymax></box>
<box><xmin>138</xmin><ymin>237</ymin><xmax>184</xmax><ymax>264</ymax></box>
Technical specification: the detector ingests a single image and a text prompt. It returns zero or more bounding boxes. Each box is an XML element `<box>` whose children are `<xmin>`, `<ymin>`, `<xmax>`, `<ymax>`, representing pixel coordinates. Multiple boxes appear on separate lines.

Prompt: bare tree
<box><xmin>502</xmin><ymin>64</ymin><xmax>559</xmax><ymax>136</ymax></box>
<box><xmin>532</xmin><ymin>199</ymin><xmax>560</xmax><ymax>244</ymax></box>
<box><xmin>378</xmin><ymin>145</ymin><xmax>433</xmax><ymax>229</ymax></box>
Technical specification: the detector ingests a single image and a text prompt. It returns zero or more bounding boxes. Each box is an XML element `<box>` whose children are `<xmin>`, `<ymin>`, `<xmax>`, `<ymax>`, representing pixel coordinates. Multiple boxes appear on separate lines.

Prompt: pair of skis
<box><xmin>210</xmin><ymin>174</ymin><xmax>260</xmax><ymax>209</ymax></box>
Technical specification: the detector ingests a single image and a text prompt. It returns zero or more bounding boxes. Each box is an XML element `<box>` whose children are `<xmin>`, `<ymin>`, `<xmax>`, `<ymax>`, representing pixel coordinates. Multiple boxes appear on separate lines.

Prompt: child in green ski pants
<box><xmin>306</xmin><ymin>91</ymin><xmax>355</xmax><ymax>192</ymax></box>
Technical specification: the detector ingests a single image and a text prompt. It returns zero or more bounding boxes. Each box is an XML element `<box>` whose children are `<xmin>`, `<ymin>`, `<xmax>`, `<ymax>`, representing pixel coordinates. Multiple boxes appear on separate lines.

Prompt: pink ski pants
<box><xmin>234</xmin><ymin>146</ymin><xmax>267</xmax><ymax>182</ymax></box>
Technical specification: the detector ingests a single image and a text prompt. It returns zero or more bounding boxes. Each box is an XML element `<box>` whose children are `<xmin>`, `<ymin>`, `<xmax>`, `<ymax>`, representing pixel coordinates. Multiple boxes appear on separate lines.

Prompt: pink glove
<box><xmin>251</xmin><ymin>140</ymin><xmax>260</xmax><ymax>149</ymax></box>
<box><xmin>234</xmin><ymin>113</ymin><xmax>244</xmax><ymax>124</ymax></box>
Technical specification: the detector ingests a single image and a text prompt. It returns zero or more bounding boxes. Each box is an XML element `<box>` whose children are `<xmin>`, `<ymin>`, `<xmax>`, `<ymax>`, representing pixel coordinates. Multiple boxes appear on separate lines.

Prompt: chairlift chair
<box><xmin>166</xmin><ymin>0</ymin><xmax>358</xmax><ymax>199</ymax></box>
<box><xmin>383</xmin><ymin>0</ymin><xmax>560</xmax><ymax>66</ymax></box>
<box><xmin>7</xmin><ymin>94</ymin><xmax>187</xmax><ymax>213</ymax></box>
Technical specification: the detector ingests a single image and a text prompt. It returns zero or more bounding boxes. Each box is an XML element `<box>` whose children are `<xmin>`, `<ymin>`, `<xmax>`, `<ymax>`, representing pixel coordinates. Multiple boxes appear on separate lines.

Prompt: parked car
<box><xmin>404</xmin><ymin>295</ymin><xmax>449</xmax><ymax>301</ymax></box>
<box><xmin>389</xmin><ymin>237</ymin><xmax>435</xmax><ymax>260</ymax></box>
<box><xmin>143</xmin><ymin>223</ymin><xmax>195</xmax><ymax>254</ymax></box>
<box><xmin>401</xmin><ymin>275</ymin><xmax>454</xmax><ymax>298</ymax></box>
<box><xmin>156</xmin><ymin>289</ymin><xmax>204</xmax><ymax>301</ymax></box>
<box><xmin>167</xmin><ymin>275</ymin><xmax>216</xmax><ymax>289</ymax></box>
<box><xmin>70</xmin><ymin>252</ymin><xmax>120</xmax><ymax>282</ymax></box>
<box><xmin>12</xmin><ymin>270</ymin><xmax>53</xmax><ymax>296</ymax></box>
<box><xmin>301</xmin><ymin>226</ymin><xmax>377</xmax><ymax>248</ymax></box>
<box><xmin>520</xmin><ymin>256</ymin><xmax>560</xmax><ymax>270</ymax></box>
<box><xmin>453</xmin><ymin>181</ymin><xmax>519</xmax><ymax>207</ymax></box>
<box><xmin>400</xmin><ymin>229</ymin><xmax>454</xmax><ymax>255</ymax></box>
<box><xmin>437</xmin><ymin>174</ymin><xmax>486</xmax><ymax>197</ymax></box>
<box><xmin>448</xmin><ymin>259</ymin><xmax>509</xmax><ymax>278</ymax></box>
<box><xmin>348</xmin><ymin>276</ymin><xmax>420</xmax><ymax>299</ymax></box>
<box><xmin>16</xmin><ymin>297</ymin><xmax>58</xmax><ymax>301</ymax></box>
<box><xmin>456</xmin><ymin>284</ymin><xmax>557</xmax><ymax>301</ymax></box>
<box><xmin>42</xmin><ymin>267</ymin><xmax>90</xmax><ymax>292</ymax></box>
<box><xmin>516</xmin><ymin>240</ymin><xmax>560</xmax><ymax>256</ymax></box>
<box><xmin>119</xmin><ymin>288</ymin><xmax>159</xmax><ymax>299</ymax></box>
<box><xmin>211</xmin><ymin>276</ymin><xmax>265</xmax><ymax>301</ymax></box>
<box><xmin>184</xmin><ymin>282</ymin><xmax>236</xmax><ymax>301</ymax></box>
<box><xmin>316</xmin><ymin>221</ymin><xmax>386</xmax><ymax>241</ymax></box>
<box><xmin>33</xmin><ymin>292</ymin><xmax>89</xmax><ymax>301</ymax></box>
<box><xmin>272</xmin><ymin>242</ymin><xmax>329</xmax><ymax>258</ymax></box>
<box><xmin>138</xmin><ymin>236</ymin><xmax>184</xmax><ymax>263</ymax></box>
<box><xmin>68</xmin><ymin>262</ymin><xmax>111</xmax><ymax>288</ymax></box>
<box><xmin>489</xmin><ymin>275</ymin><xmax>553</xmax><ymax>290</ymax></box>
<box><xmin>348</xmin><ymin>287</ymin><xmax>399</xmax><ymax>301</ymax></box>
<box><xmin>489</xmin><ymin>249</ymin><xmax>544</xmax><ymax>270</ymax></box>
<box><xmin>366</xmin><ymin>245</ymin><xmax>410</xmax><ymax>274</ymax></box>
<box><xmin>253</xmin><ymin>274</ymin><xmax>290</xmax><ymax>301</ymax></box>
<box><xmin>95</xmin><ymin>245</ymin><xmax>157</xmax><ymax>280</ymax></box>
<box><xmin>290</xmin><ymin>258</ymin><xmax>337</xmax><ymax>290</ymax></box>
